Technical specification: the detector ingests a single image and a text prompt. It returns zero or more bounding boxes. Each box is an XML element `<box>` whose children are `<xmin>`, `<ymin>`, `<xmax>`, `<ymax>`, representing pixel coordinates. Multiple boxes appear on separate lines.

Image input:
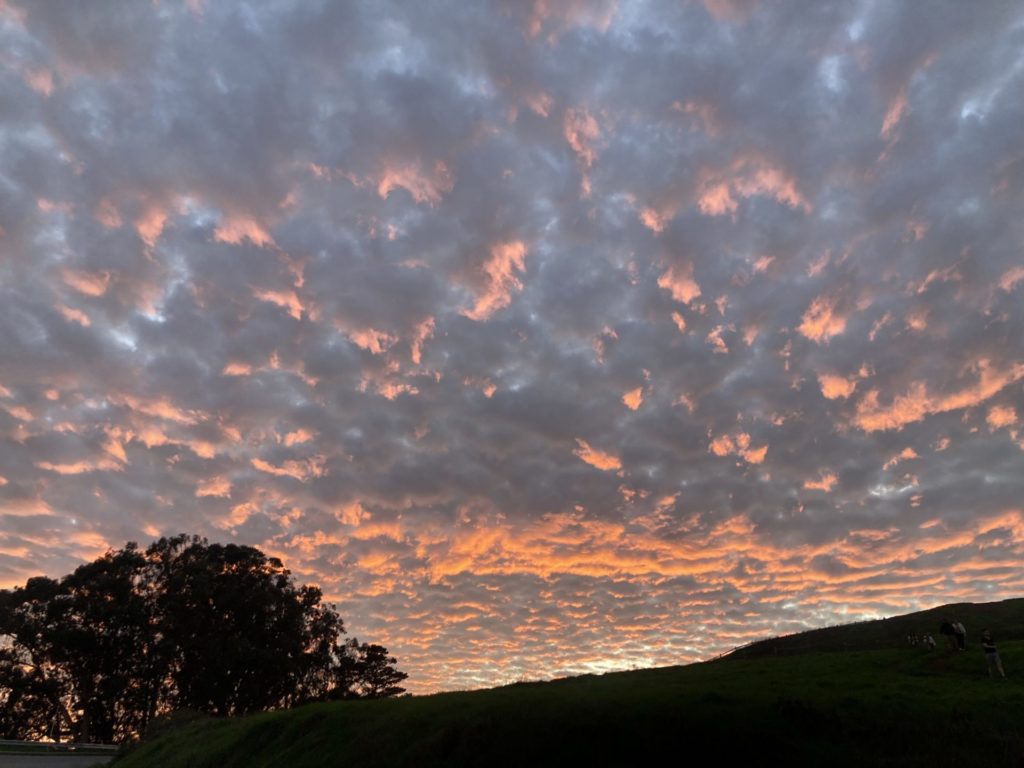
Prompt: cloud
<box><xmin>3</xmin><ymin>0</ymin><xmax>1024</xmax><ymax>695</ymax></box>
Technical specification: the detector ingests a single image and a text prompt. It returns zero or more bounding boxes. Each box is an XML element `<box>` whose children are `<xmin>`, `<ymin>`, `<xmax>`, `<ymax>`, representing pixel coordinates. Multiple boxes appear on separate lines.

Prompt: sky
<box><xmin>2</xmin><ymin>0</ymin><xmax>1024</xmax><ymax>694</ymax></box>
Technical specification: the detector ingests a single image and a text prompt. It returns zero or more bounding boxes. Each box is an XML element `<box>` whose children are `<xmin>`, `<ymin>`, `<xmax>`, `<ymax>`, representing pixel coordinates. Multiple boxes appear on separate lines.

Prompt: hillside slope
<box><xmin>729</xmin><ymin>597</ymin><xmax>1024</xmax><ymax>658</ymax></box>
<box><xmin>113</xmin><ymin>650</ymin><xmax>1024</xmax><ymax>764</ymax></box>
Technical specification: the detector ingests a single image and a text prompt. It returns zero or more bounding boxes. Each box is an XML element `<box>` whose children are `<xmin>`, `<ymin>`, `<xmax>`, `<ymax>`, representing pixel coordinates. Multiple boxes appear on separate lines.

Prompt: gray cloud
<box><xmin>2</xmin><ymin>0</ymin><xmax>1024</xmax><ymax>692</ymax></box>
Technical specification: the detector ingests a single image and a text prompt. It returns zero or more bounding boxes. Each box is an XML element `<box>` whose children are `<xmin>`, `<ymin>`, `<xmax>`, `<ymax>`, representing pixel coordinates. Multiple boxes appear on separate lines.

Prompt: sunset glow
<box><xmin>2</xmin><ymin>0</ymin><xmax>1024</xmax><ymax>696</ymax></box>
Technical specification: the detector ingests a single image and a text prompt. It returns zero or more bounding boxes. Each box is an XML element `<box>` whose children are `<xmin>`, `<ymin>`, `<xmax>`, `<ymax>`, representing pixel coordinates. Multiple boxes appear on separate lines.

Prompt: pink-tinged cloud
<box><xmin>573</xmin><ymin>439</ymin><xmax>622</xmax><ymax>471</ymax></box>
<box><xmin>251</xmin><ymin>456</ymin><xmax>326</xmax><ymax>481</ymax></box>
<box><xmin>818</xmin><ymin>372</ymin><xmax>857</xmax><ymax>400</ymax></box>
<box><xmin>706</xmin><ymin>325</ymin><xmax>730</xmax><ymax>354</ymax></box>
<box><xmin>998</xmin><ymin>266</ymin><xmax>1024</xmax><ymax>292</ymax></box>
<box><xmin>196</xmin><ymin>476</ymin><xmax>232</xmax><ymax>498</ymax></box>
<box><xmin>24</xmin><ymin>67</ymin><xmax>54</xmax><ymax>96</ymax></box>
<box><xmin>221</xmin><ymin>362</ymin><xmax>252</xmax><ymax>376</ymax></box>
<box><xmin>463</xmin><ymin>241</ymin><xmax>528</xmax><ymax>321</ymax></box>
<box><xmin>881</xmin><ymin>89</ymin><xmax>907</xmax><ymax>139</ymax></box>
<box><xmin>672</xmin><ymin>100</ymin><xmax>721</xmax><ymax>136</ymax></box>
<box><xmin>527</xmin><ymin>0</ymin><xmax>616</xmax><ymax>40</ymax></box>
<box><xmin>563</xmin><ymin>107</ymin><xmax>599</xmax><ymax>191</ymax></box>
<box><xmin>253</xmin><ymin>288</ymin><xmax>303</xmax><ymax>320</ymax></box>
<box><xmin>114</xmin><ymin>394</ymin><xmax>203</xmax><ymax>425</ymax></box>
<box><xmin>698</xmin><ymin>157</ymin><xmax>811</xmax><ymax>216</ymax></box>
<box><xmin>854</xmin><ymin>359</ymin><xmax>1024</xmax><ymax>432</ymax></box>
<box><xmin>410</xmin><ymin>317</ymin><xmax>435</xmax><ymax>365</ymax></box>
<box><xmin>35</xmin><ymin>458</ymin><xmax>124</xmax><ymax>475</ymax></box>
<box><xmin>798</xmin><ymin>295</ymin><xmax>846</xmax><ymax>343</ymax></box>
<box><xmin>134</xmin><ymin>207</ymin><xmax>167</xmax><ymax>248</ymax></box>
<box><xmin>61</xmin><ymin>269</ymin><xmax>111</xmax><ymax>297</ymax></box>
<box><xmin>214</xmin><ymin>215</ymin><xmax>275</xmax><ymax>247</ymax></box>
<box><xmin>94</xmin><ymin>198</ymin><xmax>123</xmax><ymax>228</ymax></box>
<box><xmin>905</xmin><ymin>307</ymin><xmax>928</xmax><ymax>331</ymax></box>
<box><xmin>58</xmin><ymin>305</ymin><xmax>91</xmax><ymax>327</ymax></box>
<box><xmin>702</xmin><ymin>0</ymin><xmax>758</xmax><ymax>22</ymax></box>
<box><xmin>376</xmin><ymin>160</ymin><xmax>454</xmax><ymax>206</ymax></box>
<box><xmin>639</xmin><ymin>206</ymin><xmax>674</xmax><ymax>233</ymax></box>
<box><xmin>348</xmin><ymin>327</ymin><xmax>398</xmax><ymax>355</ymax></box>
<box><xmin>657</xmin><ymin>265</ymin><xmax>702</xmax><ymax>305</ymax></box>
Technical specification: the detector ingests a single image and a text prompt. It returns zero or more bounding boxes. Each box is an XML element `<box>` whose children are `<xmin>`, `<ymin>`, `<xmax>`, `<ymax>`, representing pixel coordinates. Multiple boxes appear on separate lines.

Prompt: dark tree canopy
<box><xmin>0</xmin><ymin>535</ymin><xmax>407</xmax><ymax>743</ymax></box>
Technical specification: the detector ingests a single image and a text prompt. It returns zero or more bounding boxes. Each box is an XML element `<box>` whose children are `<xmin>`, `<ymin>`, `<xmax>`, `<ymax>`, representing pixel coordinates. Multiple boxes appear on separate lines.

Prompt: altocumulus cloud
<box><xmin>1</xmin><ymin>0</ymin><xmax>1024</xmax><ymax>692</ymax></box>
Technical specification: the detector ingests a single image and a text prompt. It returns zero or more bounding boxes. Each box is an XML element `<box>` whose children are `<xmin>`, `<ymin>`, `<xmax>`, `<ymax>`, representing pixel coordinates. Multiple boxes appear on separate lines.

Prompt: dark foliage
<box><xmin>0</xmin><ymin>535</ymin><xmax>407</xmax><ymax>743</ymax></box>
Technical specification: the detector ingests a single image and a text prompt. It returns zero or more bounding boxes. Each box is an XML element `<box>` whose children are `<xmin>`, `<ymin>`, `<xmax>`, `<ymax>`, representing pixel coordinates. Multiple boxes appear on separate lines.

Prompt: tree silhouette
<box><xmin>0</xmin><ymin>535</ymin><xmax>406</xmax><ymax>743</ymax></box>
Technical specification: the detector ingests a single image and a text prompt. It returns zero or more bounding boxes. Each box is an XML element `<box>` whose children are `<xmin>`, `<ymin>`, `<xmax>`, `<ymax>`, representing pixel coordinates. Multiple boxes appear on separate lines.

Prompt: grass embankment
<box><xmin>114</xmin><ymin>643</ymin><xmax>1024</xmax><ymax>767</ymax></box>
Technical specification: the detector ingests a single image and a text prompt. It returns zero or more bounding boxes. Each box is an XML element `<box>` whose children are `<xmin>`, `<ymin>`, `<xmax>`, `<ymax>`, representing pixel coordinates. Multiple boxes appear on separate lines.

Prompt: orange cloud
<box><xmin>348</xmin><ymin>327</ymin><xmax>398</xmax><ymax>354</ymax></box>
<box><xmin>214</xmin><ymin>215</ymin><xmax>274</xmax><ymax>247</ymax></box>
<box><xmin>463</xmin><ymin>241</ymin><xmax>528</xmax><ymax>321</ymax></box>
<box><xmin>622</xmin><ymin>387</ymin><xmax>643</xmax><ymax>410</ymax></box>
<box><xmin>987</xmin><ymin>405</ymin><xmax>1017</xmax><ymax>430</ymax></box>
<box><xmin>818</xmin><ymin>373</ymin><xmax>857</xmax><ymax>400</ymax></box>
<box><xmin>411</xmin><ymin>317</ymin><xmax>435</xmax><ymax>365</ymax></box>
<box><xmin>35</xmin><ymin>458</ymin><xmax>123</xmax><ymax>474</ymax></box>
<box><xmin>251</xmin><ymin>456</ymin><xmax>326</xmax><ymax>481</ymax></box>
<box><xmin>573</xmin><ymin>439</ymin><xmax>622</xmax><ymax>471</ymax></box>
<box><xmin>708</xmin><ymin>432</ymin><xmax>767</xmax><ymax>463</ymax></box>
<box><xmin>657</xmin><ymin>265</ymin><xmax>702</xmax><ymax>305</ymax></box>
<box><xmin>253</xmin><ymin>288</ymin><xmax>303</xmax><ymax>320</ymax></box>
<box><xmin>803</xmin><ymin>472</ymin><xmax>837</xmax><ymax>492</ymax></box>
<box><xmin>798</xmin><ymin>295</ymin><xmax>846</xmax><ymax>343</ymax></box>
<box><xmin>854</xmin><ymin>359</ymin><xmax>1024</xmax><ymax>432</ymax></box>
<box><xmin>283</xmin><ymin>429</ymin><xmax>314</xmax><ymax>447</ymax></box>
<box><xmin>697</xmin><ymin>156</ymin><xmax>811</xmax><ymax>217</ymax></box>
<box><xmin>883</xmin><ymin>447</ymin><xmax>918</xmax><ymax>470</ymax></box>
<box><xmin>114</xmin><ymin>394</ymin><xmax>203</xmax><ymax>425</ymax></box>
<box><xmin>196</xmin><ymin>476</ymin><xmax>232</xmax><ymax>498</ymax></box>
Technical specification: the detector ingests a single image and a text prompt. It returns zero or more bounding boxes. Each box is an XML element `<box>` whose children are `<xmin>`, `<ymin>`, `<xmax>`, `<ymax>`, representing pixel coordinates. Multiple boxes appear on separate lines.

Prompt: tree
<box><xmin>0</xmin><ymin>535</ymin><xmax>407</xmax><ymax>742</ymax></box>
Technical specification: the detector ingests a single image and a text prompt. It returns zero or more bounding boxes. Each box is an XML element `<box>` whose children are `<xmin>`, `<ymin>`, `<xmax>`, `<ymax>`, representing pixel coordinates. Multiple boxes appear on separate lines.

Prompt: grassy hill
<box><xmin>729</xmin><ymin>597</ymin><xmax>1024</xmax><ymax>658</ymax></box>
<box><xmin>112</xmin><ymin>599</ymin><xmax>1024</xmax><ymax>767</ymax></box>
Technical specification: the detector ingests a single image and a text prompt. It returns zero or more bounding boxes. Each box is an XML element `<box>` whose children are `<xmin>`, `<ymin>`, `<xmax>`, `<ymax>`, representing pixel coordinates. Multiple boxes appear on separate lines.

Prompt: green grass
<box><xmin>113</xmin><ymin>642</ymin><xmax>1024</xmax><ymax>767</ymax></box>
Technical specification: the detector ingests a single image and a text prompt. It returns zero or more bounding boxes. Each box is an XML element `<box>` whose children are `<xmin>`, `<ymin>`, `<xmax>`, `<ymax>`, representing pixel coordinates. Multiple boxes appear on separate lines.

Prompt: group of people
<box><xmin>907</xmin><ymin>620</ymin><xmax>1006</xmax><ymax>678</ymax></box>
<box><xmin>906</xmin><ymin>632</ymin><xmax>937</xmax><ymax>649</ymax></box>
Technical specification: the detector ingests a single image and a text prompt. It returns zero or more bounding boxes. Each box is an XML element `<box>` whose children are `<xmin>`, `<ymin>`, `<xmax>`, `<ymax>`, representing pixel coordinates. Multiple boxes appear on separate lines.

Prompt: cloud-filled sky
<box><xmin>2</xmin><ymin>0</ymin><xmax>1024</xmax><ymax>692</ymax></box>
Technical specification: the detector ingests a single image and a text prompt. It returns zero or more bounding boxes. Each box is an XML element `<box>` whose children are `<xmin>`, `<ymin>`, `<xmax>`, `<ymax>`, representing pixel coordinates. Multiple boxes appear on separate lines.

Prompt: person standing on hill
<box><xmin>954</xmin><ymin>621</ymin><xmax>967</xmax><ymax>650</ymax></box>
<box><xmin>980</xmin><ymin>630</ymin><xmax>1005</xmax><ymax>678</ymax></box>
